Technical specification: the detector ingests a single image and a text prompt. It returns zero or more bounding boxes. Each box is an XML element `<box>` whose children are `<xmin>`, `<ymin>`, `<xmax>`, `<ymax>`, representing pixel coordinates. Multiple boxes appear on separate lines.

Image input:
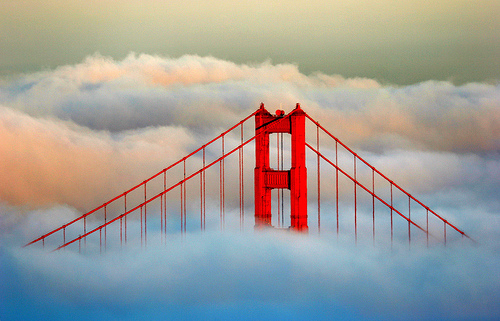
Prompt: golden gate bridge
<box><xmin>25</xmin><ymin>103</ymin><xmax>472</xmax><ymax>252</ymax></box>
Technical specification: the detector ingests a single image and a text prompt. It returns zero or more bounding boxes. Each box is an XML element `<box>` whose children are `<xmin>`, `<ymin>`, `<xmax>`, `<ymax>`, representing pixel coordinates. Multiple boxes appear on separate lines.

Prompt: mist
<box><xmin>1</xmin><ymin>54</ymin><xmax>499</xmax><ymax>320</ymax></box>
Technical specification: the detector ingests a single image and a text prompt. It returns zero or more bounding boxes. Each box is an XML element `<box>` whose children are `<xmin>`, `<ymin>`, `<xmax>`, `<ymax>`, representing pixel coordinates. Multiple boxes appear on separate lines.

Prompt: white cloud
<box><xmin>0</xmin><ymin>54</ymin><xmax>499</xmax><ymax>320</ymax></box>
<box><xmin>0</xmin><ymin>105</ymin><xmax>193</xmax><ymax>211</ymax></box>
<box><xmin>2</xmin><ymin>54</ymin><xmax>498</xmax><ymax>152</ymax></box>
<box><xmin>3</xmin><ymin>230</ymin><xmax>499</xmax><ymax>320</ymax></box>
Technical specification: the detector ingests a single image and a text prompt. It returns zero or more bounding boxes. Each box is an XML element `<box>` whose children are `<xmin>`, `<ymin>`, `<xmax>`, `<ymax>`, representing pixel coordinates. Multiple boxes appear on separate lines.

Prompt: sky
<box><xmin>1</xmin><ymin>0</ymin><xmax>499</xmax><ymax>84</ymax></box>
<box><xmin>1</xmin><ymin>1</ymin><xmax>500</xmax><ymax>321</ymax></box>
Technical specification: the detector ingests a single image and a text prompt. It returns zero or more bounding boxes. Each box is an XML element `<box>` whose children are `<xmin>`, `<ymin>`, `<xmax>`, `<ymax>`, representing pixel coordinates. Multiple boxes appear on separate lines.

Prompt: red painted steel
<box><xmin>372</xmin><ymin>169</ymin><xmax>375</xmax><ymax>243</ymax></box>
<box><xmin>280</xmin><ymin>133</ymin><xmax>284</xmax><ymax>227</ymax></box>
<box><xmin>408</xmin><ymin>196</ymin><xmax>411</xmax><ymax>246</ymax></box>
<box><xmin>144</xmin><ymin>183</ymin><xmax>147</xmax><ymax>246</ymax></box>
<box><xmin>354</xmin><ymin>155</ymin><xmax>357</xmax><ymax>244</ymax></box>
<box><xmin>240</xmin><ymin>124</ymin><xmax>244</xmax><ymax>230</ymax></box>
<box><xmin>335</xmin><ymin>140</ymin><xmax>339</xmax><ymax>236</ymax></box>
<box><xmin>24</xmin><ymin>104</ymin><xmax>473</xmax><ymax>252</ymax></box>
<box><xmin>51</xmin><ymin>134</ymin><xmax>258</xmax><ymax>251</ymax></box>
<box><xmin>254</xmin><ymin>103</ymin><xmax>307</xmax><ymax>231</ymax></box>
<box><xmin>317</xmin><ymin>125</ymin><xmax>321</xmax><ymax>233</ymax></box>
<box><xmin>289</xmin><ymin>105</ymin><xmax>308</xmax><ymax>231</ymax></box>
<box><xmin>202</xmin><ymin>148</ymin><xmax>206</xmax><ymax>231</ymax></box>
<box><xmin>305</xmin><ymin>113</ymin><xmax>472</xmax><ymax>241</ymax></box>
<box><xmin>277</xmin><ymin>133</ymin><xmax>281</xmax><ymax>227</ymax></box>
<box><xmin>254</xmin><ymin>104</ymin><xmax>273</xmax><ymax>227</ymax></box>
<box><xmin>306</xmin><ymin>142</ymin><xmax>427</xmax><ymax>234</ymax></box>
<box><xmin>124</xmin><ymin>193</ymin><xmax>127</xmax><ymax>243</ymax></box>
<box><xmin>24</xmin><ymin>110</ymin><xmax>258</xmax><ymax>248</ymax></box>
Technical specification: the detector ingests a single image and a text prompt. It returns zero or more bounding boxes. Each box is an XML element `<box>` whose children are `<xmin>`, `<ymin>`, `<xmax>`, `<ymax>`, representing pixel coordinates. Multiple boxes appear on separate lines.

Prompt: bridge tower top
<box><xmin>254</xmin><ymin>103</ymin><xmax>308</xmax><ymax>231</ymax></box>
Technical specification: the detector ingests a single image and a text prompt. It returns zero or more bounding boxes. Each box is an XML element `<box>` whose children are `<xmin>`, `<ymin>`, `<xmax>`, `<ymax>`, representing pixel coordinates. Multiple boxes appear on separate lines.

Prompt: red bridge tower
<box><xmin>255</xmin><ymin>103</ymin><xmax>308</xmax><ymax>231</ymax></box>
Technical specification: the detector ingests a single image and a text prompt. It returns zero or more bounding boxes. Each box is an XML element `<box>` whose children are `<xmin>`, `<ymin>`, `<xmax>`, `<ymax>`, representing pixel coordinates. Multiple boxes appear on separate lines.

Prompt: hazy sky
<box><xmin>1</xmin><ymin>0</ymin><xmax>499</xmax><ymax>84</ymax></box>
<box><xmin>1</xmin><ymin>1</ymin><xmax>499</xmax><ymax>320</ymax></box>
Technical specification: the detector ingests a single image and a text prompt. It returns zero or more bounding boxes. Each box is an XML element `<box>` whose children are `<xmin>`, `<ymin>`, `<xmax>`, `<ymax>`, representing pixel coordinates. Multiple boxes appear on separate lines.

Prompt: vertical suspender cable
<box><xmin>277</xmin><ymin>133</ymin><xmax>281</xmax><ymax>227</ymax></box>
<box><xmin>84</xmin><ymin>216</ymin><xmax>87</xmax><ymax>247</ymax></box>
<box><xmin>124</xmin><ymin>193</ymin><xmax>127</xmax><ymax>243</ymax></box>
<box><xmin>241</xmin><ymin>125</ymin><xmax>245</xmax><ymax>229</ymax></box>
<box><xmin>167</xmin><ymin>172</ymin><xmax>169</xmax><ymax>236</ymax></box>
<box><xmin>336</xmin><ymin>140</ymin><xmax>339</xmax><ymax>236</ymax></box>
<box><xmin>444</xmin><ymin>221</ymin><xmax>447</xmax><ymax>246</ymax></box>
<box><xmin>240</xmin><ymin>128</ymin><xmax>242</xmax><ymax>230</ymax></box>
<box><xmin>180</xmin><ymin>180</ymin><xmax>183</xmax><ymax>235</ymax></box>
<box><xmin>239</xmin><ymin>128</ymin><xmax>244</xmax><ymax>230</ymax></box>
<box><xmin>161</xmin><ymin>177</ymin><xmax>164</xmax><ymax>239</ymax></box>
<box><xmin>354</xmin><ymin>155</ymin><xmax>357</xmax><ymax>245</ymax></box>
<box><xmin>185</xmin><ymin>162</ymin><xmax>187</xmax><ymax>234</ymax></box>
<box><xmin>390</xmin><ymin>182</ymin><xmax>393</xmax><ymax>247</ymax></box>
<box><xmin>426</xmin><ymin>209</ymin><xmax>429</xmax><ymax>247</ymax></box>
<box><xmin>220</xmin><ymin>136</ymin><xmax>225</xmax><ymax>230</ymax></box>
<box><xmin>183</xmin><ymin>158</ymin><xmax>186</xmax><ymax>234</ymax></box>
<box><xmin>203</xmin><ymin>147</ymin><xmax>207</xmax><ymax>230</ymax></box>
<box><xmin>408</xmin><ymin>196</ymin><xmax>411</xmax><ymax>248</ymax></box>
<box><xmin>140</xmin><ymin>206</ymin><xmax>143</xmax><ymax>247</ymax></box>
<box><xmin>200</xmin><ymin>147</ymin><xmax>205</xmax><ymax>231</ymax></box>
<box><xmin>223</xmin><ymin>136</ymin><xmax>225</xmax><ymax>229</ymax></box>
<box><xmin>220</xmin><ymin>142</ymin><xmax>223</xmax><ymax>230</ymax></box>
<box><xmin>372</xmin><ymin>169</ymin><xmax>375</xmax><ymax>244</ymax></box>
<box><xmin>120</xmin><ymin>195</ymin><xmax>124</xmax><ymax>246</ymax></box>
<box><xmin>317</xmin><ymin>125</ymin><xmax>321</xmax><ymax>233</ymax></box>
<box><xmin>120</xmin><ymin>215</ymin><xmax>123</xmax><ymax>247</ymax></box>
<box><xmin>200</xmin><ymin>165</ymin><xmax>203</xmax><ymax>231</ymax></box>
<box><xmin>165</xmin><ymin>171</ymin><xmax>168</xmax><ymax>236</ymax></box>
<box><xmin>281</xmin><ymin>132</ymin><xmax>284</xmax><ymax>227</ymax></box>
<box><xmin>104</xmin><ymin>204</ymin><xmax>107</xmax><ymax>250</ymax></box>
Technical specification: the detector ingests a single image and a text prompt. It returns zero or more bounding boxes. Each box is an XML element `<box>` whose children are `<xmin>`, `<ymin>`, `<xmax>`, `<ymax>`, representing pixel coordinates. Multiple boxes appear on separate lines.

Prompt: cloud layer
<box><xmin>2</xmin><ymin>53</ymin><xmax>498</xmax><ymax>150</ymax></box>
<box><xmin>2</xmin><ymin>231</ymin><xmax>499</xmax><ymax>321</ymax></box>
<box><xmin>1</xmin><ymin>54</ymin><xmax>499</xmax><ymax>320</ymax></box>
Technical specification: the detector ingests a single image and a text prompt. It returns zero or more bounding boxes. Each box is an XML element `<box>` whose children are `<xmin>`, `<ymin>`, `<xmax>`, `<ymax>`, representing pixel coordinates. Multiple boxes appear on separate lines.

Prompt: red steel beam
<box><xmin>25</xmin><ymin>110</ymin><xmax>259</xmax><ymax>248</ymax></box>
<box><xmin>305</xmin><ymin>114</ymin><xmax>472</xmax><ymax>240</ymax></box>
<box><xmin>306</xmin><ymin>143</ymin><xmax>428</xmax><ymax>234</ymax></box>
<box><xmin>52</xmin><ymin>135</ymin><xmax>258</xmax><ymax>251</ymax></box>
